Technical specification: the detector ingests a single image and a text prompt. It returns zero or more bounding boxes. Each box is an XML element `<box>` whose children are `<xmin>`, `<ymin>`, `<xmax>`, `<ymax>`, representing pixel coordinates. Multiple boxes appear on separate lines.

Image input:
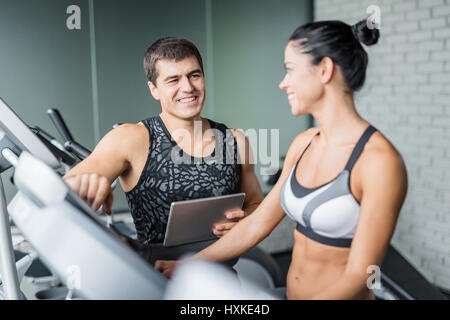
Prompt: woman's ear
<box><xmin>148</xmin><ymin>81</ymin><xmax>160</xmax><ymax>101</ymax></box>
<box><xmin>319</xmin><ymin>57</ymin><xmax>335</xmax><ymax>85</ymax></box>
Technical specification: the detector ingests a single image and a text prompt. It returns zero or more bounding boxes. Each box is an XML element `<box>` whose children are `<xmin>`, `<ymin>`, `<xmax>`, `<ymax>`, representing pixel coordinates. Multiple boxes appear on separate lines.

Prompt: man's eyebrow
<box><xmin>163</xmin><ymin>69</ymin><xmax>203</xmax><ymax>82</ymax></box>
<box><xmin>187</xmin><ymin>69</ymin><xmax>203</xmax><ymax>76</ymax></box>
<box><xmin>163</xmin><ymin>74</ymin><xmax>179</xmax><ymax>82</ymax></box>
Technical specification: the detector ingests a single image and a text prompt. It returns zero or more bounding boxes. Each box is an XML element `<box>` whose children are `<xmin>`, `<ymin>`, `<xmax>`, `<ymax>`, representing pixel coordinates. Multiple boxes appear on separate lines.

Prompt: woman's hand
<box><xmin>212</xmin><ymin>209</ymin><xmax>247</xmax><ymax>237</ymax></box>
<box><xmin>154</xmin><ymin>260</ymin><xmax>180</xmax><ymax>278</ymax></box>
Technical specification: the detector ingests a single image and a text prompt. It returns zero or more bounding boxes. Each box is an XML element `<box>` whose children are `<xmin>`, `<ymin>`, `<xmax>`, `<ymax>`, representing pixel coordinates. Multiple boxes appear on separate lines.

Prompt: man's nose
<box><xmin>179</xmin><ymin>76</ymin><xmax>194</xmax><ymax>92</ymax></box>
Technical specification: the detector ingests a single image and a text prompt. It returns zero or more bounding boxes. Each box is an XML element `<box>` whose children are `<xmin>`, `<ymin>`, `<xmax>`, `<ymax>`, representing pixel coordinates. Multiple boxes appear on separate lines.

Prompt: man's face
<box><xmin>149</xmin><ymin>56</ymin><xmax>206</xmax><ymax>120</ymax></box>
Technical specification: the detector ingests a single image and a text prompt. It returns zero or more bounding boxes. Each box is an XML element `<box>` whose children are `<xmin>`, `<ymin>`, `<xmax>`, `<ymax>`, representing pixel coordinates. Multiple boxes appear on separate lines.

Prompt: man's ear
<box><xmin>148</xmin><ymin>81</ymin><xmax>160</xmax><ymax>101</ymax></box>
<box><xmin>319</xmin><ymin>57</ymin><xmax>334</xmax><ymax>85</ymax></box>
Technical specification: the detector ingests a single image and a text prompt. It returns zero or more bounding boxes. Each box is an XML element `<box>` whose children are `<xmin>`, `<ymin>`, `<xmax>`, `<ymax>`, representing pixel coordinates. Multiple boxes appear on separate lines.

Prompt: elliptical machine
<box><xmin>21</xmin><ymin>106</ymin><xmax>284</xmax><ymax>295</ymax></box>
<box><xmin>0</xmin><ymin>97</ymin><xmax>170</xmax><ymax>299</ymax></box>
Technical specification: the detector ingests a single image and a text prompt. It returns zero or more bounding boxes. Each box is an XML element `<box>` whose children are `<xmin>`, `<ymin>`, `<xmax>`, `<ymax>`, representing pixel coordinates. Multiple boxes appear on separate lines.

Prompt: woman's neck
<box><xmin>311</xmin><ymin>90</ymin><xmax>368</xmax><ymax>146</ymax></box>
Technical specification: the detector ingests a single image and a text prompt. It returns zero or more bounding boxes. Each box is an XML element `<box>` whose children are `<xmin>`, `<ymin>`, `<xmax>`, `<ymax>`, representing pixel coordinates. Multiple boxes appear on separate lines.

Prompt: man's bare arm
<box><xmin>63</xmin><ymin>123</ymin><xmax>147</xmax><ymax>213</ymax></box>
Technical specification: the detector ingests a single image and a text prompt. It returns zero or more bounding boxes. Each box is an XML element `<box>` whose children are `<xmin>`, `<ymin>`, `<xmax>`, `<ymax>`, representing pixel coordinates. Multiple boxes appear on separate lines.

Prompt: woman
<box><xmin>155</xmin><ymin>19</ymin><xmax>408</xmax><ymax>300</ymax></box>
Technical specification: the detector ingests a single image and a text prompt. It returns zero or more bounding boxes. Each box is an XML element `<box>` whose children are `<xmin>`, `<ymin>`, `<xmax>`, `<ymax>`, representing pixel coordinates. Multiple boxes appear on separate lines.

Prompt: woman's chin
<box><xmin>290</xmin><ymin>104</ymin><xmax>306</xmax><ymax>117</ymax></box>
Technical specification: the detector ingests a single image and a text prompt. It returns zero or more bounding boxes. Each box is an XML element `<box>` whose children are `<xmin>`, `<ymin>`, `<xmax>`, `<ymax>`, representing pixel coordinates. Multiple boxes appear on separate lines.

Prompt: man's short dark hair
<box><xmin>143</xmin><ymin>37</ymin><xmax>204</xmax><ymax>86</ymax></box>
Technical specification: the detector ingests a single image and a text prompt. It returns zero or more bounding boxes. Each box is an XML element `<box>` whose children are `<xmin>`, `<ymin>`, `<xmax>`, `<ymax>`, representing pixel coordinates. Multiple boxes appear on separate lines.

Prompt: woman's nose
<box><xmin>279</xmin><ymin>75</ymin><xmax>287</xmax><ymax>90</ymax></box>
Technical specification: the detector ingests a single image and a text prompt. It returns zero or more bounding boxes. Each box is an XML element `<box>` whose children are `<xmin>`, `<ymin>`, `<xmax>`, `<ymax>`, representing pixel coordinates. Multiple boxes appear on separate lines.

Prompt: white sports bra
<box><xmin>280</xmin><ymin>126</ymin><xmax>377</xmax><ymax>248</ymax></box>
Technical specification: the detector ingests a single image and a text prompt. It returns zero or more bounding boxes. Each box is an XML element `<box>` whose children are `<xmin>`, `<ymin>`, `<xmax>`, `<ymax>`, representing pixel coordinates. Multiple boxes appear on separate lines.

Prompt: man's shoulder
<box><xmin>114</xmin><ymin>121</ymin><xmax>148</xmax><ymax>134</ymax></box>
<box><xmin>107</xmin><ymin>122</ymin><xmax>150</xmax><ymax>148</ymax></box>
<box><xmin>205</xmin><ymin>117</ymin><xmax>228</xmax><ymax>131</ymax></box>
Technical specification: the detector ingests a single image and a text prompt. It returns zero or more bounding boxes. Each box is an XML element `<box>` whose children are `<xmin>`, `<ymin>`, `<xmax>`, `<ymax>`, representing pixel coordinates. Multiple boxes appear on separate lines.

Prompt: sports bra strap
<box><xmin>295</xmin><ymin>132</ymin><xmax>319</xmax><ymax>166</ymax></box>
<box><xmin>344</xmin><ymin>125</ymin><xmax>377</xmax><ymax>171</ymax></box>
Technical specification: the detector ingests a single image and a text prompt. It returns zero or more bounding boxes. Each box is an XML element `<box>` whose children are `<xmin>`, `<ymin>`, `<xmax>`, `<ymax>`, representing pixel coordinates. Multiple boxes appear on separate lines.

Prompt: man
<box><xmin>63</xmin><ymin>37</ymin><xmax>263</xmax><ymax>248</ymax></box>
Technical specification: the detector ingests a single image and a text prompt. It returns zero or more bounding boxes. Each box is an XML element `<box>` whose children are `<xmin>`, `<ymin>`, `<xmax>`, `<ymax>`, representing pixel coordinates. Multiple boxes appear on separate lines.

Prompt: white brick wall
<box><xmin>315</xmin><ymin>0</ymin><xmax>450</xmax><ymax>291</ymax></box>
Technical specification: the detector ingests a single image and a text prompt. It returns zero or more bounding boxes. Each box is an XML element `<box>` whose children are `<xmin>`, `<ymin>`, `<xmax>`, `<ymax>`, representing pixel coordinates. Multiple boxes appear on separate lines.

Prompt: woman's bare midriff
<box><xmin>286</xmin><ymin>230</ymin><xmax>374</xmax><ymax>300</ymax></box>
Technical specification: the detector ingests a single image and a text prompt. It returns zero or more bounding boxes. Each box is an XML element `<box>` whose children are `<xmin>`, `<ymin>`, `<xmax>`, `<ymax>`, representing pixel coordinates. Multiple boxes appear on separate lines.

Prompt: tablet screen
<box><xmin>164</xmin><ymin>193</ymin><xmax>245</xmax><ymax>247</ymax></box>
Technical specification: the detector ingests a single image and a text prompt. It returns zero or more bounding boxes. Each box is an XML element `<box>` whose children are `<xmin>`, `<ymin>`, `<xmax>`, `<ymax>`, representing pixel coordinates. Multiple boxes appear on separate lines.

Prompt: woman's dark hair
<box><xmin>289</xmin><ymin>19</ymin><xmax>380</xmax><ymax>92</ymax></box>
<box><xmin>143</xmin><ymin>37</ymin><xmax>204</xmax><ymax>86</ymax></box>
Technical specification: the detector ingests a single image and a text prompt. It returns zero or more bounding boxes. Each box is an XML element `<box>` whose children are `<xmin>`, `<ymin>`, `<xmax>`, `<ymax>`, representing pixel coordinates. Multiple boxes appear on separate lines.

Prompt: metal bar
<box><xmin>0</xmin><ymin>173</ymin><xmax>21</xmax><ymax>299</ymax></box>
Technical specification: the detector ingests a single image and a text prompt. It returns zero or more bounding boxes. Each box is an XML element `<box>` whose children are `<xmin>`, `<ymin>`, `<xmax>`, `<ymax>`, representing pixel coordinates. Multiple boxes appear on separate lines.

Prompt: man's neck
<box><xmin>159</xmin><ymin>111</ymin><xmax>210</xmax><ymax>135</ymax></box>
<box><xmin>159</xmin><ymin>111</ymin><xmax>214</xmax><ymax>157</ymax></box>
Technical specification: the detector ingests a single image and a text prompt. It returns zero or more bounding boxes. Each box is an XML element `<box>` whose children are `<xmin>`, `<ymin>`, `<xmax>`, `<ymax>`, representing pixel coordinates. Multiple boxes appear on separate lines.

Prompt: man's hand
<box><xmin>63</xmin><ymin>173</ymin><xmax>114</xmax><ymax>214</ymax></box>
<box><xmin>154</xmin><ymin>260</ymin><xmax>180</xmax><ymax>278</ymax></box>
<box><xmin>212</xmin><ymin>209</ymin><xmax>247</xmax><ymax>237</ymax></box>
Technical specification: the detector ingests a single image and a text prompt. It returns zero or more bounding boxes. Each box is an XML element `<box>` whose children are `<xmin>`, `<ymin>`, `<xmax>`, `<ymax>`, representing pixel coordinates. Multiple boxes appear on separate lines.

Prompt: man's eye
<box><xmin>168</xmin><ymin>79</ymin><xmax>178</xmax><ymax>83</ymax></box>
<box><xmin>191</xmin><ymin>74</ymin><xmax>200</xmax><ymax>78</ymax></box>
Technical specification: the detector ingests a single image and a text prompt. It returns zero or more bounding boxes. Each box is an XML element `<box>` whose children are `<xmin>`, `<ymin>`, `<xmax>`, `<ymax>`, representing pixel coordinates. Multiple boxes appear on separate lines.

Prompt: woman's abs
<box><xmin>286</xmin><ymin>230</ymin><xmax>372</xmax><ymax>299</ymax></box>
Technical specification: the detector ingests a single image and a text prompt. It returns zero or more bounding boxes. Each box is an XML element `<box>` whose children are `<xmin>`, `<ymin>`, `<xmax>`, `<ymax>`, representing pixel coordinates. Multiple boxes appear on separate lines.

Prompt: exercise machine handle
<box><xmin>33</xmin><ymin>125</ymin><xmax>57</xmax><ymax>143</ymax></box>
<box><xmin>64</xmin><ymin>141</ymin><xmax>91</xmax><ymax>160</ymax></box>
<box><xmin>47</xmin><ymin>108</ymin><xmax>74</xmax><ymax>143</ymax></box>
<box><xmin>33</xmin><ymin>126</ymin><xmax>77</xmax><ymax>166</ymax></box>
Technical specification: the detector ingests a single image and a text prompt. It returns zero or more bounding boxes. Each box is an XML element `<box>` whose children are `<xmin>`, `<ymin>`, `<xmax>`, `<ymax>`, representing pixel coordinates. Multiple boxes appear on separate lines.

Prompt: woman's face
<box><xmin>279</xmin><ymin>41</ymin><xmax>324</xmax><ymax>116</ymax></box>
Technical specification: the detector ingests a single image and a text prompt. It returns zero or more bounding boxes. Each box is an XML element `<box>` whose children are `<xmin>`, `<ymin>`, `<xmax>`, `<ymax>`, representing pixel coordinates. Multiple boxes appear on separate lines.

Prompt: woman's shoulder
<box><xmin>294</xmin><ymin>126</ymin><xmax>320</xmax><ymax>143</ymax></box>
<box><xmin>364</xmin><ymin>130</ymin><xmax>404</xmax><ymax>167</ymax></box>
<box><xmin>358</xmin><ymin>129</ymin><xmax>408</xmax><ymax>186</ymax></box>
<box><xmin>283</xmin><ymin>127</ymin><xmax>320</xmax><ymax>165</ymax></box>
<box><xmin>290</xmin><ymin>126</ymin><xmax>320</xmax><ymax>150</ymax></box>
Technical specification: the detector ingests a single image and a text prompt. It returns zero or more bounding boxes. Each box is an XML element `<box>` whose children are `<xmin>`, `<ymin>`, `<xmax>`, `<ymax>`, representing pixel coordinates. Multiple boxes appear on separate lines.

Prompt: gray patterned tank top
<box><xmin>125</xmin><ymin>115</ymin><xmax>241</xmax><ymax>245</ymax></box>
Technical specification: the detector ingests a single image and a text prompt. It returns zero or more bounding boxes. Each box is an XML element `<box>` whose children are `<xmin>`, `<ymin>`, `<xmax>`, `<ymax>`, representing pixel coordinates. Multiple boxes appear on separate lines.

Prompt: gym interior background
<box><xmin>0</xmin><ymin>0</ymin><xmax>449</xmax><ymax>295</ymax></box>
<box><xmin>0</xmin><ymin>0</ymin><xmax>312</xmax><ymax>255</ymax></box>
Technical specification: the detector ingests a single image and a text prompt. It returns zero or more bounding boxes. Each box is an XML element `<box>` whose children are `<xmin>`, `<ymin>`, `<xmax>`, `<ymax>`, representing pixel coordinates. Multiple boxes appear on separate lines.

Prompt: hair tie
<box><xmin>351</xmin><ymin>24</ymin><xmax>359</xmax><ymax>40</ymax></box>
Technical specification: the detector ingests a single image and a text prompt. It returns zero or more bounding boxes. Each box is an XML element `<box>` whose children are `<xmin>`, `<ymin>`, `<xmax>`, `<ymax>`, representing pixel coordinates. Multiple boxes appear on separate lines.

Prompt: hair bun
<box><xmin>351</xmin><ymin>20</ymin><xmax>380</xmax><ymax>46</ymax></box>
